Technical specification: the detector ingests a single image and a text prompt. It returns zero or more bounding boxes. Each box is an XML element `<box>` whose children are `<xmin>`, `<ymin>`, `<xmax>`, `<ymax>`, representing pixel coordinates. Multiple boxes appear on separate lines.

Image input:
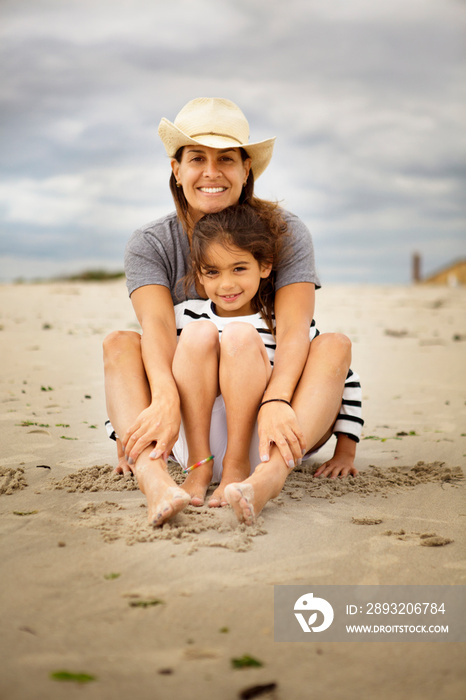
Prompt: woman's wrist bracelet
<box><xmin>258</xmin><ymin>398</ymin><xmax>292</xmax><ymax>411</ymax></box>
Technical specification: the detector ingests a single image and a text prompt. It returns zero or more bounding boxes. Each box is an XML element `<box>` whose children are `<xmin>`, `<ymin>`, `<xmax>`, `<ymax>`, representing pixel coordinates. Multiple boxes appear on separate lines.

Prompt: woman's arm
<box><xmin>258</xmin><ymin>282</ymin><xmax>315</xmax><ymax>466</ymax></box>
<box><xmin>123</xmin><ymin>285</ymin><xmax>181</xmax><ymax>464</ymax></box>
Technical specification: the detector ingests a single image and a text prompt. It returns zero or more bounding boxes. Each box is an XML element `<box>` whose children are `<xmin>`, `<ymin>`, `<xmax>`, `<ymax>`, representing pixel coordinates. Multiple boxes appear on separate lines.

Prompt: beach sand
<box><xmin>1</xmin><ymin>281</ymin><xmax>465</xmax><ymax>700</ymax></box>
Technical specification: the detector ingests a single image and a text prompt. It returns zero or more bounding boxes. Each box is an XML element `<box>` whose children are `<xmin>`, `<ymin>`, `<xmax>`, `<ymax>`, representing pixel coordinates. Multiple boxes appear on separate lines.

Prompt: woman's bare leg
<box><xmin>225</xmin><ymin>333</ymin><xmax>351</xmax><ymax>524</ymax></box>
<box><xmin>172</xmin><ymin>322</ymin><xmax>220</xmax><ymax>506</ymax></box>
<box><xmin>103</xmin><ymin>331</ymin><xmax>151</xmax><ymax>470</ymax></box>
<box><xmin>103</xmin><ymin>330</ymin><xmax>189</xmax><ymax>525</ymax></box>
<box><xmin>208</xmin><ymin>323</ymin><xmax>272</xmax><ymax>507</ymax></box>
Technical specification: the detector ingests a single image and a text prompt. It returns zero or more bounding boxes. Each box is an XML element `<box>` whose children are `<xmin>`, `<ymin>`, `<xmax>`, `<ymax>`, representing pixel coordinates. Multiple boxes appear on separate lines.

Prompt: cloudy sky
<box><xmin>1</xmin><ymin>0</ymin><xmax>465</xmax><ymax>284</ymax></box>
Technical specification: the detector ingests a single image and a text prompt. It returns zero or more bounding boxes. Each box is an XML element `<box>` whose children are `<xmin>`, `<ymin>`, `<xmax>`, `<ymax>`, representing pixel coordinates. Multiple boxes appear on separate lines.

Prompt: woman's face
<box><xmin>171</xmin><ymin>146</ymin><xmax>251</xmax><ymax>224</ymax></box>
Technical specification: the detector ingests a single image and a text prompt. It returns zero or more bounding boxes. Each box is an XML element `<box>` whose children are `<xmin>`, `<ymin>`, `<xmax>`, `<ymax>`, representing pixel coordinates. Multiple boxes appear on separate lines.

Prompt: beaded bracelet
<box><xmin>258</xmin><ymin>398</ymin><xmax>292</xmax><ymax>411</ymax></box>
<box><xmin>182</xmin><ymin>454</ymin><xmax>214</xmax><ymax>474</ymax></box>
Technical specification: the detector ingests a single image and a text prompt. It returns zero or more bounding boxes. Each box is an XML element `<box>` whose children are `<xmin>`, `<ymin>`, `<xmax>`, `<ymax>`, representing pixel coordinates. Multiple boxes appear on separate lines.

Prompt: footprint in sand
<box><xmin>383</xmin><ymin>530</ymin><xmax>453</xmax><ymax>547</ymax></box>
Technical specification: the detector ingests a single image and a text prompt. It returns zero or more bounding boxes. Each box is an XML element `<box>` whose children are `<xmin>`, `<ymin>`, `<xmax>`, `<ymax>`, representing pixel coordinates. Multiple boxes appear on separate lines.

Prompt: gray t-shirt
<box><xmin>124</xmin><ymin>209</ymin><xmax>321</xmax><ymax>302</ymax></box>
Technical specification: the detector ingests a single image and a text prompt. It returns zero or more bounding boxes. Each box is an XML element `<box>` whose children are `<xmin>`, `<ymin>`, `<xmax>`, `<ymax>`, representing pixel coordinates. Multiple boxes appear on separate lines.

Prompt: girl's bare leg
<box><xmin>208</xmin><ymin>323</ymin><xmax>272</xmax><ymax>507</ymax></box>
<box><xmin>103</xmin><ymin>331</ymin><xmax>189</xmax><ymax>525</ymax></box>
<box><xmin>225</xmin><ymin>333</ymin><xmax>351</xmax><ymax>524</ymax></box>
<box><xmin>172</xmin><ymin>322</ymin><xmax>220</xmax><ymax>506</ymax></box>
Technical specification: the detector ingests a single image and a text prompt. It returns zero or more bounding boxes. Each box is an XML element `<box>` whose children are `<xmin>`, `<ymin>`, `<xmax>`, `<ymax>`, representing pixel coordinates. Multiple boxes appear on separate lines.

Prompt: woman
<box><xmin>103</xmin><ymin>97</ymin><xmax>361</xmax><ymax>526</ymax></box>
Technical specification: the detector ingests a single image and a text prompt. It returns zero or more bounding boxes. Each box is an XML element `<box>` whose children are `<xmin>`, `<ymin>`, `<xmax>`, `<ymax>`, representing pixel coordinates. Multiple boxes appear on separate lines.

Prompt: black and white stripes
<box><xmin>175</xmin><ymin>299</ymin><xmax>364</xmax><ymax>442</ymax></box>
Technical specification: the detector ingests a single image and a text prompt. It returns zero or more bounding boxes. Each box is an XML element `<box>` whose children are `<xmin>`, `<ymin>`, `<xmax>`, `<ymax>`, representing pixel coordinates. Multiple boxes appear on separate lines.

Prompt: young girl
<box><xmin>170</xmin><ymin>204</ymin><xmax>362</xmax><ymax>516</ymax></box>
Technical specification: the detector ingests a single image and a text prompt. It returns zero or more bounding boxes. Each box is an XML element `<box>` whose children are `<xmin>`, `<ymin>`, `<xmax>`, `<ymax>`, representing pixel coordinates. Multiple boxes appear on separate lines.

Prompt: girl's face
<box><xmin>171</xmin><ymin>146</ymin><xmax>251</xmax><ymax>225</ymax></box>
<box><xmin>197</xmin><ymin>241</ymin><xmax>271</xmax><ymax>317</ymax></box>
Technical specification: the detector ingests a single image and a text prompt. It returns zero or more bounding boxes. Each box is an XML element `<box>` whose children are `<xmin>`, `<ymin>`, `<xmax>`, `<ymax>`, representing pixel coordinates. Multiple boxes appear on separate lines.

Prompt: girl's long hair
<box><xmin>185</xmin><ymin>203</ymin><xmax>290</xmax><ymax>335</ymax></box>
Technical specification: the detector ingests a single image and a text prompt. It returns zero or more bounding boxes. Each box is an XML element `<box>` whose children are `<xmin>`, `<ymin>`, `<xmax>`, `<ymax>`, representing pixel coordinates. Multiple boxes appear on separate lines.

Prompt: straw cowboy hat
<box><xmin>158</xmin><ymin>97</ymin><xmax>275</xmax><ymax>179</ymax></box>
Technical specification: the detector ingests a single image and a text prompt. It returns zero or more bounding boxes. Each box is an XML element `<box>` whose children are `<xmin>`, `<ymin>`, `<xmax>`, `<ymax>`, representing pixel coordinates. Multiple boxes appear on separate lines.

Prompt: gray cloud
<box><xmin>0</xmin><ymin>0</ymin><xmax>464</xmax><ymax>283</ymax></box>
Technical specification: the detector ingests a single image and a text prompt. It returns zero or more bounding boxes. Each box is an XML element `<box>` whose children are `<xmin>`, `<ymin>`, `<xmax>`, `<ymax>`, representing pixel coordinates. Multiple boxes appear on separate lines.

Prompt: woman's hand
<box><xmin>258</xmin><ymin>283</ymin><xmax>313</xmax><ymax>468</ymax></box>
<box><xmin>258</xmin><ymin>401</ymin><xmax>306</xmax><ymax>468</ymax></box>
<box><xmin>122</xmin><ymin>396</ymin><xmax>181</xmax><ymax>467</ymax></box>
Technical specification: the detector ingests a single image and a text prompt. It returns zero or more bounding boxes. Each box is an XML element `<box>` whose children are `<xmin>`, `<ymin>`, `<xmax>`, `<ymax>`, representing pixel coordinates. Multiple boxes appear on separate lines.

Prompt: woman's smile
<box><xmin>198</xmin><ymin>186</ymin><xmax>227</xmax><ymax>194</ymax></box>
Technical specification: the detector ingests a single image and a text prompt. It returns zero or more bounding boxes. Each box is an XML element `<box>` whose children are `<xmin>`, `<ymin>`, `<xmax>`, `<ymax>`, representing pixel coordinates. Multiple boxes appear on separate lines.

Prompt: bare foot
<box><xmin>207</xmin><ymin>486</ymin><xmax>229</xmax><ymax>508</ymax></box>
<box><xmin>181</xmin><ymin>463</ymin><xmax>213</xmax><ymax>506</ymax></box>
<box><xmin>148</xmin><ymin>486</ymin><xmax>191</xmax><ymax>526</ymax></box>
<box><xmin>208</xmin><ymin>476</ymin><xmax>246</xmax><ymax>507</ymax></box>
<box><xmin>135</xmin><ymin>459</ymin><xmax>190</xmax><ymax>526</ymax></box>
<box><xmin>225</xmin><ymin>460</ymin><xmax>289</xmax><ymax>525</ymax></box>
<box><xmin>224</xmin><ymin>483</ymin><xmax>256</xmax><ymax>524</ymax></box>
<box><xmin>208</xmin><ymin>458</ymin><xmax>251</xmax><ymax>508</ymax></box>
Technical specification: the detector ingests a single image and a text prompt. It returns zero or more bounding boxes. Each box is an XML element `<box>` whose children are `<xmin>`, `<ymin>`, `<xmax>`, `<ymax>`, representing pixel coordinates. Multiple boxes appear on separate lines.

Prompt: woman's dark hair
<box><xmin>186</xmin><ymin>203</ymin><xmax>290</xmax><ymax>335</ymax></box>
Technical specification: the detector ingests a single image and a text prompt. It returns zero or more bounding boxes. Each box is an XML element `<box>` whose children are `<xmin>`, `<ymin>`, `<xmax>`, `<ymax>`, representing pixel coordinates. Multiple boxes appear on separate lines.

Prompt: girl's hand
<box><xmin>122</xmin><ymin>399</ymin><xmax>180</xmax><ymax>466</ymax></box>
<box><xmin>314</xmin><ymin>433</ymin><xmax>358</xmax><ymax>478</ymax></box>
<box><xmin>258</xmin><ymin>402</ymin><xmax>306</xmax><ymax>468</ymax></box>
<box><xmin>314</xmin><ymin>455</ymin><xmax>358</xmax><ymax>478</ymax></box>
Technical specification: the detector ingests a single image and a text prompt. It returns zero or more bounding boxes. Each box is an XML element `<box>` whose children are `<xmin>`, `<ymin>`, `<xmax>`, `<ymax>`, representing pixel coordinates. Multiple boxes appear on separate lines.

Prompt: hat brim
<box><xmin>158</xmin><ymin>117</ymin><xmax>275</xmax><ymax>180</ymax></box>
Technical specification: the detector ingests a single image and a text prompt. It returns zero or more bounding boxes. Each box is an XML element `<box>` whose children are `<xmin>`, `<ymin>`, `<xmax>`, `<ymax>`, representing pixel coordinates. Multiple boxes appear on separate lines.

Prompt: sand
<box><xmin>0</xmin><ymin>280</ymin><xmax>465</xmax><ymax>700</ymax></box>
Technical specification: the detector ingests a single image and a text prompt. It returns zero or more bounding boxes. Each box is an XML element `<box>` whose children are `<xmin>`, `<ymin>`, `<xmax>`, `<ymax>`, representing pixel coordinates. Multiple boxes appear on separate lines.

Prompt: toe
<box><xmin>190</xmin><ymin>496</ymin><xmax>204</xmax><ymax>507</ymax></box>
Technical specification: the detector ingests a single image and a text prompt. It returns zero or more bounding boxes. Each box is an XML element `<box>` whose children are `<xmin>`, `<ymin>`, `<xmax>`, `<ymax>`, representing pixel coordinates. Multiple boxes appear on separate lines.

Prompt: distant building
<box><xmin>420</xmin><ymin>258</ymin><xmax>466</xmax><ymax>286</ymax></box>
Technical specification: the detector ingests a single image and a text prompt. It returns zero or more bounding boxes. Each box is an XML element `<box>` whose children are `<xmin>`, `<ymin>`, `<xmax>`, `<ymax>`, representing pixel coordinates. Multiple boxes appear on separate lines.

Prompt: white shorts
<box><xmin>105</xmin><ymin>402</ymin><xmax>260</xmax><ymax>481</ymax></box>
<box><xmin>106</xmin><ymin>400</ymin><xmax>326</xmax><ymax>482</ymax></box>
